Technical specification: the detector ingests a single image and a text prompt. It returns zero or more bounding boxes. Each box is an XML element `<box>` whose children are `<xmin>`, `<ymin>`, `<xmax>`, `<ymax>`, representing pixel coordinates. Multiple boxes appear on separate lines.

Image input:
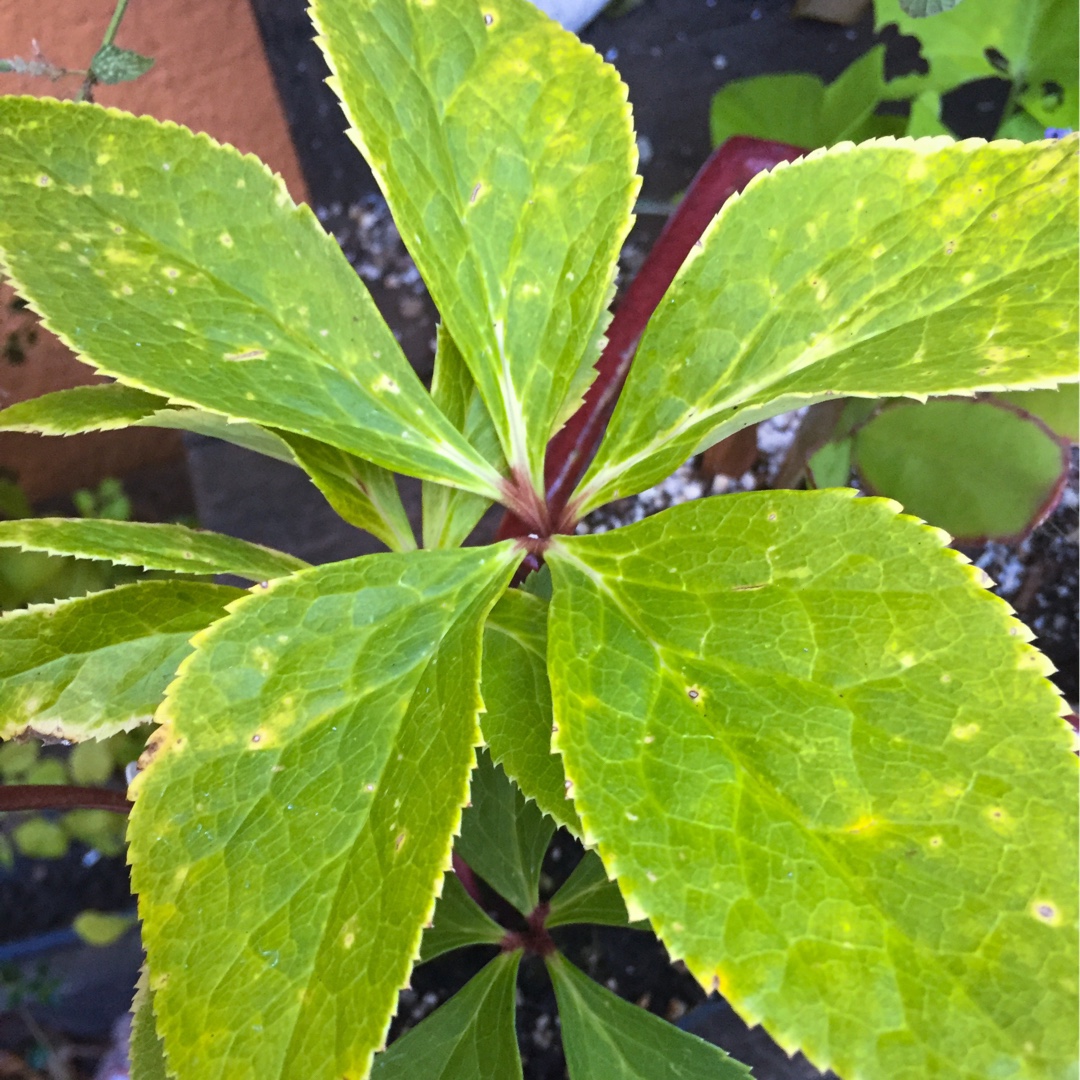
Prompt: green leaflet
<box><xmin>574</xmin><ymin>136</ymin><xmax>1079</xmax><ymax>515</ymax></box>
<box><xmin>0</xmin><ymin>97</ymin><xmax>502</xmax><ymax>497</ymax></box>
<box><xmin>422</xmin><ymin>329</ymin><xmax>500</xmax><ymax>550</ymax></box>
<box><xmin>456</xmin><ymin>749</ymin><xmax>554</xmax><ymax>916</ymax></box>
<box><xmin>547</xmin><ymin>953</ymin><xmax>751</xmax><ymax>1080</ymax></box>
<box><xmin>128</xmin><ymin>543</ymin><xmax>520</xmax><ymax>1080</ymax></box>
<box><xmin>481</xmin><ymin>588</ymin><xmax>580</xmax><ymax>835</ymax></box>
<box><xmin>3</xmin><ymin>386</ymin><xmax>304</xmax><ymax>465</ymax></box>
<box><xmin>0</xmin><ymin>383</ymin><xmax>167</xmax><ymax>433</ymax></box>
<box><xmin>370</xmin><ymin>952</ymin><xmax>522</xmax><ymax>1079</ymax></box>
<box><xmin>90</xmin><ymin>44</ymin><xmax>154</xmax><ymax>86</ymax></box>
<box><xmin>131</xmin><ymin>978</ymin><xmax>168</xmax><ymax>1080</ymax></box>
<box><xmin>709</xmin><ymin>47</ymin><xmax>899</xmax><ymax>150</ymax></box>
<box><xmin>278</xmin><ymin>431</ymin><xmax>417</xmax><ymax>552</ymax></box>
<box><xmin>546</xmin><ymin>850</ymin><xmax>640</xmax><ymax>930</ymax></box>
<box><xmin>0</xmin><ymin>580</ymin><xmax>243</xmax><ymax>741</ymax></box>
<box><xmin>546</xmin><ymin>492</ymin><xmax>1078</xmax><ymax>1080</ymax></box>
<box><xmin>851</xmin><ymin>398</ymin><xmax>1069</xmax><ymax>541</ymax></box>
<box><xmin>419</xmin><ymin>868</ymin><xmax>504</xmax><ymax>963</ymax></box>
<box><xmin>312</xmin><ymin>0</ymin><xmax>638</xmax><ymax>487</ymax></box>
<box><xmin>0</xmin><ymin>519</ymin><xmax>308</xmax><ymax>581</ymax></box>
<box><xmin>139</xmin><ymin>407</ymin><xmax>298</xmax><ymax>463</ymax></box>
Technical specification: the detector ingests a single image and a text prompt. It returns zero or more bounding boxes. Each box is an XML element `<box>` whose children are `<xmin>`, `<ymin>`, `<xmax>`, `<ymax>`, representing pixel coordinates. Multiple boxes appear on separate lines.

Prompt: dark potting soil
<box><xmin>391</xmin><ymin>834</ymin><xmax>839</xmax><ymax>1080</ymax></box>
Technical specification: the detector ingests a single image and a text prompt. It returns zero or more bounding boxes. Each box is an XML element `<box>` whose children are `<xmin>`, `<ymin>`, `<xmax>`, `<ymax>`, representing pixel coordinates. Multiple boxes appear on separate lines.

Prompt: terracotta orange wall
<box><xmin>0</xmin><ymin>0</ymin><xmax>308</xmax><ymax>501</ymax></box>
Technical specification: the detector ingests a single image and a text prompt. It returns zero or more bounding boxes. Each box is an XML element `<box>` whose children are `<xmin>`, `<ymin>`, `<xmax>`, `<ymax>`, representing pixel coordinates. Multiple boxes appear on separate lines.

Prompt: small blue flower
<box><xmin>1044</xmin><ymin>127</ymin><xmax>1074</xmax><ymax>140</ymax></box>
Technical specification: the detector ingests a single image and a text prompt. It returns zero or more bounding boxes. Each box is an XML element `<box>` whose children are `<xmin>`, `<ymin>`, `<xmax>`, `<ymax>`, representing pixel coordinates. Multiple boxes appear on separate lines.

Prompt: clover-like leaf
<box><xmin>546</xmin><ymin>491</ymin><xmax>1077</xmax><ymax>1079</ymax></box>
<box><xmin>312</xmin><ymin>0</ymin><xmax>638</xmax><ymax>487</ymax></box>
<box><xmin>0</xmin><ymin>97</ymin><xmax>502</xmax><ymax>496</ymax></box>
<box><xmin>370</xmin><ymin>952</ymin><xmax>522</xmax><ymax>1079</ymax></box>
<box><xmin>574</xmin><ymin>136</ymin><xmax>1078</xmax><ymax>515</ymax></box>
<box><xmin>997</xmin><ymin>383</ymin><xmax>1080</xmax><ymax>441</ymax></box>
<box><xmin>481</xmin><ymin>587</ymin><xmax>580</xmax><ymax>835</ymax></box>
<box><xmin>128</xmin><ymin>543</ymin><xmax>520</xmax><ymax>1080</ymax></box>
<box><xmin>710</xmin><ymin>47</ymin><xmax>896</xmax><ymax>150</ymax></box>
<box><xmin>0</xmin><ymin>580</ymin><xmax>243</xmax><ymax>742</ymax></box>
<box><xmin>0</xmin><ymin>519</ymin><xmax>308</xmax><ymax>581</ymax></box>
<box><xmin>851</xmin><ymin>397</ymin><xmax>1069</xmax><ymax>541</ymax></box>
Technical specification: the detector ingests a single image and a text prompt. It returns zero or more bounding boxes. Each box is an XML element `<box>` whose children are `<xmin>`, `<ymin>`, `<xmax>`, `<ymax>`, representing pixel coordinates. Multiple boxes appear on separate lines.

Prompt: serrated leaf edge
<box><xmin>0</xmin><ymin>98</ymin><xmax>504</xmax><ymax>499</ymax></box>
<box><xmin>551</xmin><ymin>492</ymin><xmax>1074</xmax><ymax>1075</ymax></box>
<box><xmin>576</xmin><ymin>134</ymin><xmax>1080</xmax><ymax>514</ymax></box>
<box><xmin>0</xmin><ymin>519</ymin><xmax>309</xmax><ymax>580</ymax></box>
<box><xmin>128</xmin><ymin>547</ymin><xmax>522</xmax><ymax>1077</ymax></box>
<box><xmin>0</xmin><ymin>583</ymin><xmax>232</xmax><ymax>744</ymax></box>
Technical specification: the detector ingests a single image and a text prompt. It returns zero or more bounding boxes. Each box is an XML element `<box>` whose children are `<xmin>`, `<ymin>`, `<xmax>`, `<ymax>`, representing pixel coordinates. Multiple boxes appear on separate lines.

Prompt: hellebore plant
<box><xmin>0</xmin><ymin>0</ymin><xmax>1076</xmax><ymax>1077</ymax></box>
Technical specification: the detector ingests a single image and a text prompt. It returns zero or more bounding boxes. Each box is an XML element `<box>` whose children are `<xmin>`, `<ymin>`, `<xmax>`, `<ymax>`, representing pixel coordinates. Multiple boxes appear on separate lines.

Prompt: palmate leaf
<box><xmin>128</xmin><ymin>543</ymin><xmax>520</xmax><ymax>1080</ymax></box>
<box><xmin>0</xmin><ymin>97</ymin><xmax>503</xmax><ymax>497</ymax></box>
<box><xmin>370</xmin><ymin>952</ymin><xmax>523</xmax><ymax>1079</ymax></box>
<box><xmin>548</xmin><ymin>953</ymin><xmax>751</xmax><ymax>1080</ymax></box>
<box><xmin>481</xmin><ymin>587</ymin><xmax>580</xmax><ymax>835</ymax></box>
<box><xmin>851</xmin><ymin>398</ymin><xmax>1069</xmax><ymax>541</ymax></box>
<box><xmin>0</xmin><ymin>580</ymin><xmax>243</xmax><ymax>741</ymax></box>
<box><xmin>312</xmin><ymin>0</ymin><xmax>638</xmax><ymax>486</ymax></box>
<box><xmin>0</xmin><ymin>519</ymin><xmax>308</xmax><ymax>581</ymax></box>
<box><xmin>546</xmin><ymin>492</ymin><xmax>1078</xmax><ymax>1080</ymax></box>
<box><xmin>573</xmin><ymin>136</ymin><xmax>1079</xmax><ymax>516</ymax></box>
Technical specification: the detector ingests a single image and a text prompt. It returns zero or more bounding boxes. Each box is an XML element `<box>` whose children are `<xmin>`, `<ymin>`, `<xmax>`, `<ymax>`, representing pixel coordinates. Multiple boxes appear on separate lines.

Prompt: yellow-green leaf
<box><xmin>0</xmin><ymin>97</ymin><xmax>503</xmax><ymax>496</ymax></box>
<box><xmin>547</xmin><ymin>491</ymin><xmax>1077</xmax><ymax>1079</ymax></box>
<box><xmin>575</xmin><ymin>136</ymin><xmax>1078</xmax><ymax>515</ymax></box>
<box><xmin>0</xmin><ymin>581</ymin><xmax>243</xmax><ymax>742</ymax></box>
<box><xmin>128</xmin><ymin>543</ymin><xmax>520</xmax><ymax>1080</ymax></box>
<box><xmin>312</xmin><ymin>0</ymin><xmax>638</xmax><ymax>487</ymax></box>
<box><xmin>0</xmin><ymin>518</ymin><xmax>308</xmax><ymax>581</ymax></box>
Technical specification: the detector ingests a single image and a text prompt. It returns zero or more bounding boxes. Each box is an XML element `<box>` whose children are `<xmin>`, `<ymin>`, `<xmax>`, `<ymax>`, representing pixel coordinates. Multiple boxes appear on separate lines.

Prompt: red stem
<box><xmin>0</xmin><ymin>784</ymin><xmax>131</xmax><ymax>814</ymax></box>
<box><xmin>452</xmin><ymin>850</ymin><xmax>486</xmax><ymax>909</ymax></box>
<box><xmin>496</xmin><ymin>136</ymin><xmax>805</xmax><ymax>543</ymax></box>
